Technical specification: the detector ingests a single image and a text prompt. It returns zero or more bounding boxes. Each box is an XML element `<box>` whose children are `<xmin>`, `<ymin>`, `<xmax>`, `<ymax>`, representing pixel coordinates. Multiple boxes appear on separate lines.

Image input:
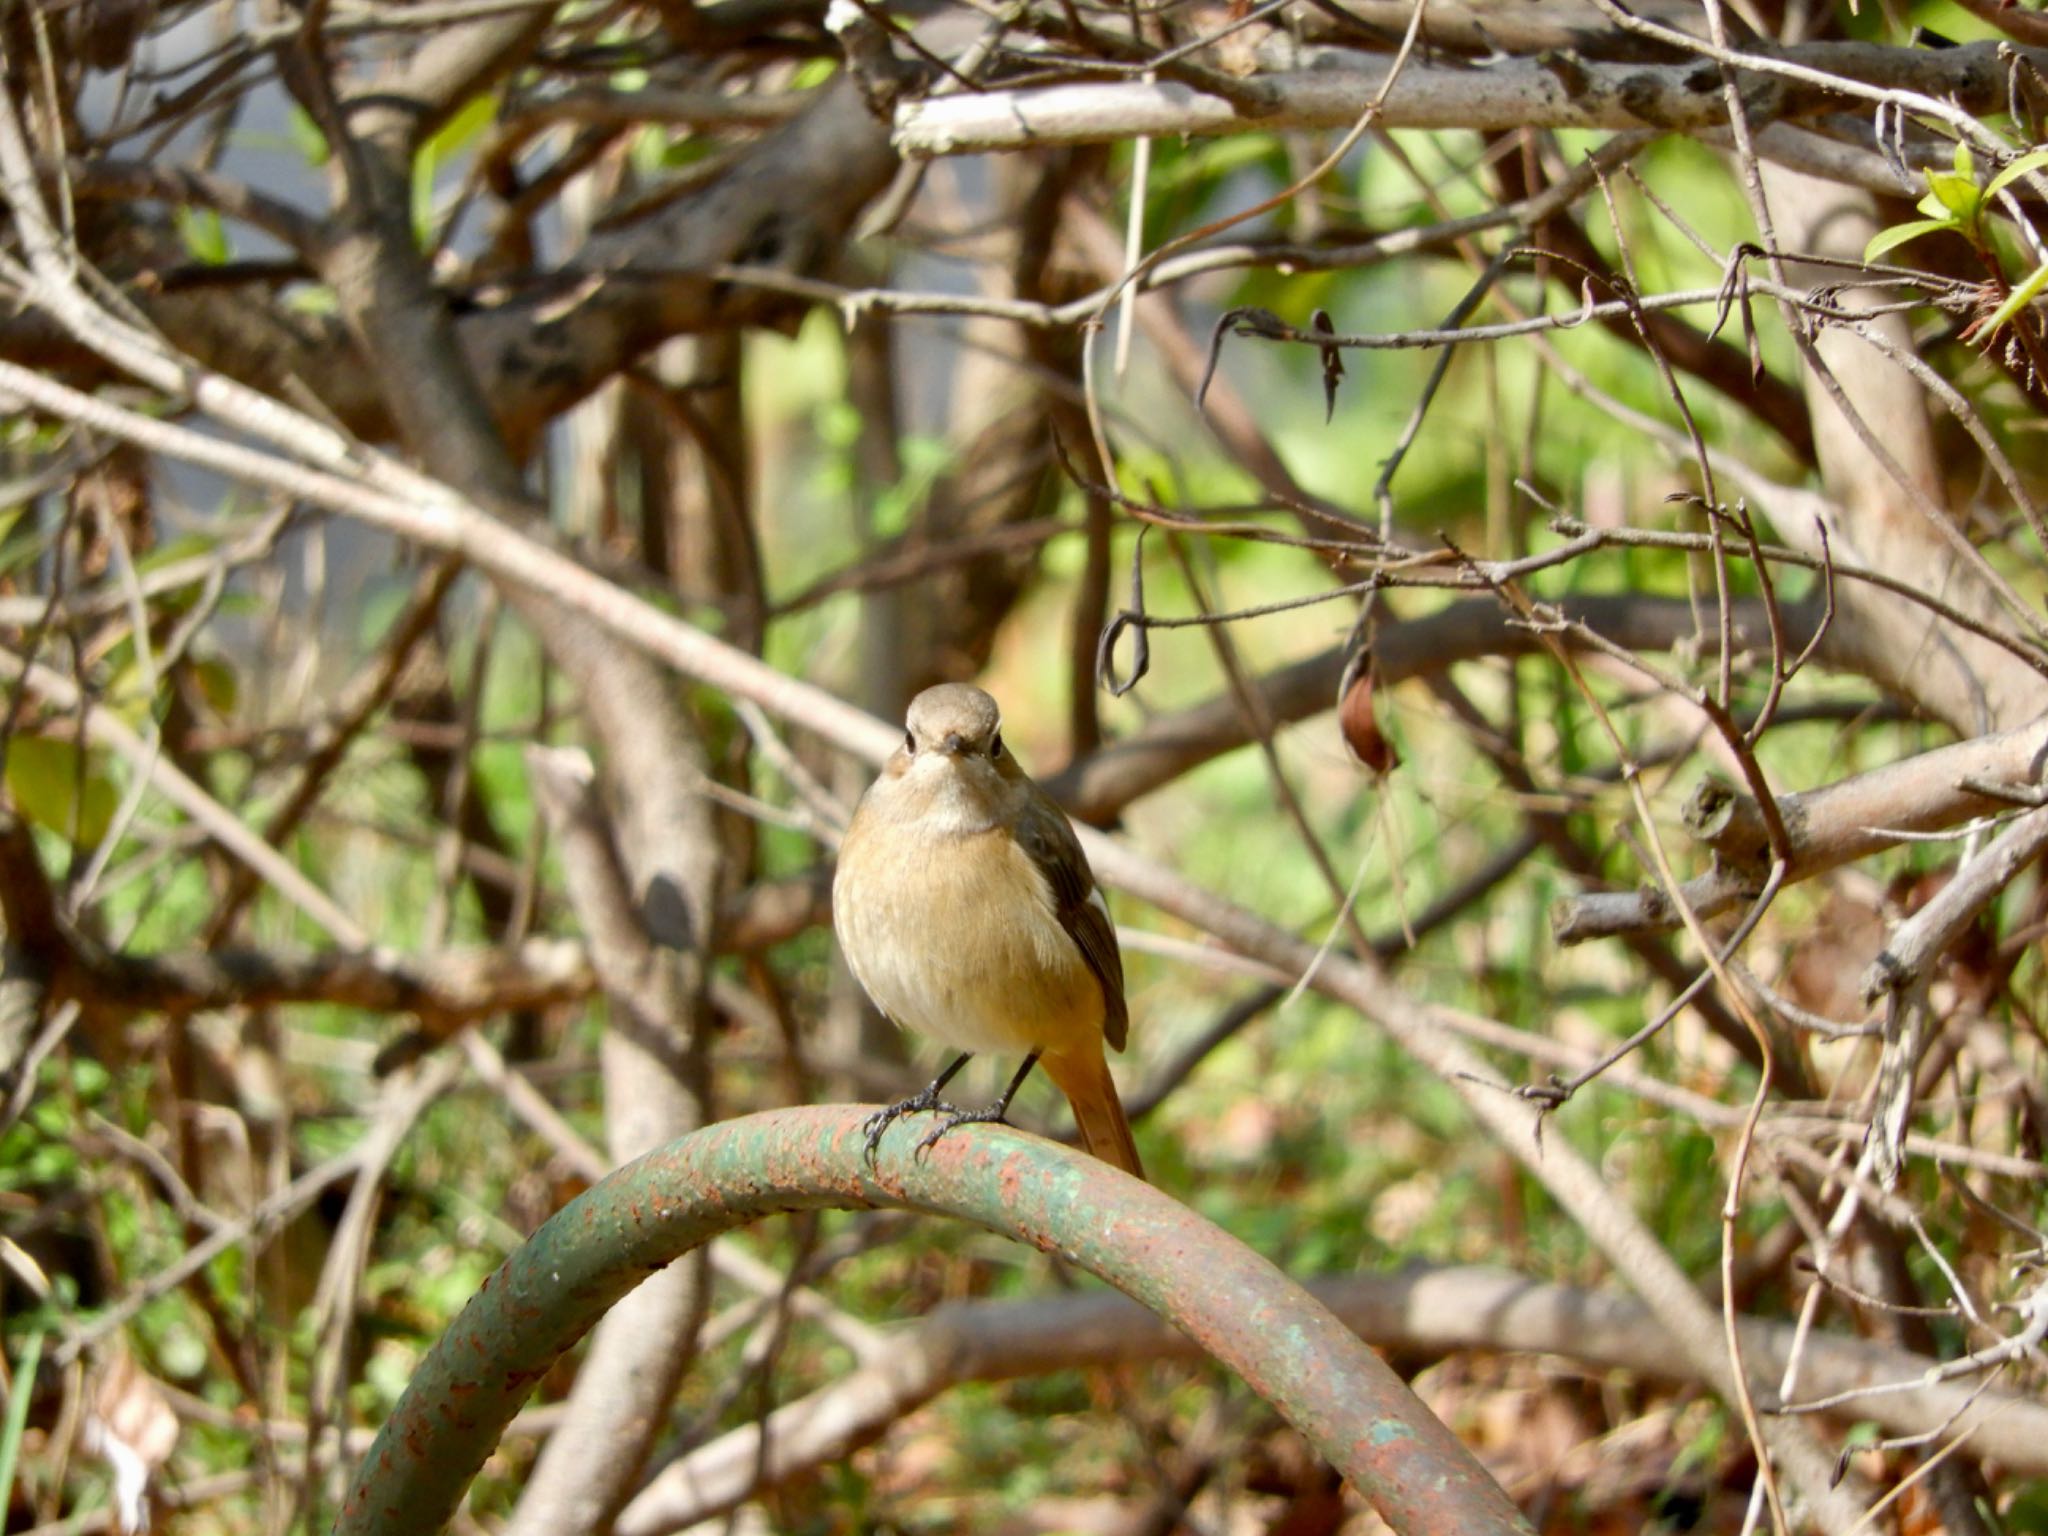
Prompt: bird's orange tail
<box><xmin>1042</xmin><ymin>1046</ymin><xmax>1145</xmax><ymax>1181</ymax></box>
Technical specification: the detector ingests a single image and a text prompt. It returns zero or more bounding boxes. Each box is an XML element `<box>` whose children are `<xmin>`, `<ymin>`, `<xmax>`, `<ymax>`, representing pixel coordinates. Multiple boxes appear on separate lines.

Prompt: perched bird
<box><xmin>834</xmin><ymin>684</ymin><xmax>1144</xmax><ymax>1179</ymax></box>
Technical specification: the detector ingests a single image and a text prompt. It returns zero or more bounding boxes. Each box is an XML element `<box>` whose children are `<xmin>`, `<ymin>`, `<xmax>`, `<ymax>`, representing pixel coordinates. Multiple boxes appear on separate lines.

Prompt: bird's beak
<box><xmin>939</xmin><ymin>732</ymin><xmax>967</xmax><ymax>756</ymax></box>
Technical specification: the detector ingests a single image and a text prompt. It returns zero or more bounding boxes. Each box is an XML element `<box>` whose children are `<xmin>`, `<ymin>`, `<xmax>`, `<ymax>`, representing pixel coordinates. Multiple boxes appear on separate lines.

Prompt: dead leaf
<box><xmin>1338</xmin><ymin>664</ymin><xmax>1399</xmax><ymax>776</ymax></box>
<box><xmin>83</xmin><ymin>1348</ymin><xmax>179</xmax><ymax>1535</ymax></box>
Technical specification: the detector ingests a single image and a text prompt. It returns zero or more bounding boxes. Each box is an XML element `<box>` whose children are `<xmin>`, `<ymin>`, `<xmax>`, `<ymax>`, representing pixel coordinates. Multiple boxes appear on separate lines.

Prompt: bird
<box><xmin>833</xmin><ymin>683</ymin><xmax>1144</xmax><ymax>1179</ymax></box>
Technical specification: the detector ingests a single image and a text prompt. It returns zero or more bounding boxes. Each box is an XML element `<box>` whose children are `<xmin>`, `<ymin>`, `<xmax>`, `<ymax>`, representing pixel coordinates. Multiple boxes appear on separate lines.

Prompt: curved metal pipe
<box><xmin>334</xmin><ymin>1105</ymin><xmax>1529</xmax><ymax>1536</ymax></box>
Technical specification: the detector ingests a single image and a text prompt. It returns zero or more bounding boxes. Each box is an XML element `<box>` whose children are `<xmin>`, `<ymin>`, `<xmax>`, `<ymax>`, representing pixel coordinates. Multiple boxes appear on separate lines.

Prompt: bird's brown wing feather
<box><xmin>1013</xmin><ymin>793</ymin><xmax>1128</xmax><ymax>1051</ymax></box>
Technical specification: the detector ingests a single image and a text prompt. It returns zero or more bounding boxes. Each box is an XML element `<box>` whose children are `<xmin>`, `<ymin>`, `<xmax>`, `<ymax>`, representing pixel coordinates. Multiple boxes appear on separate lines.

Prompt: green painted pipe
<box><xmin>335</xmin><ymin>1105</ymin><xmax>1530</xmax><ymax>1536</ymax></box>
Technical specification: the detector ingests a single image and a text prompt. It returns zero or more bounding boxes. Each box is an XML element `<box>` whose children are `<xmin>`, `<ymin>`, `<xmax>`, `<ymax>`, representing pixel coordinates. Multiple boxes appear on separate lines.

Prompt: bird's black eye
<box><xmin>989</xmin><ymin>730</ymin><xmax>1004</xmax><ymax>759</ymax></box>
<box><xmin>904</xmin><ymin>730</ymin><xmax>916</xmax><ymax>753</ymax></box>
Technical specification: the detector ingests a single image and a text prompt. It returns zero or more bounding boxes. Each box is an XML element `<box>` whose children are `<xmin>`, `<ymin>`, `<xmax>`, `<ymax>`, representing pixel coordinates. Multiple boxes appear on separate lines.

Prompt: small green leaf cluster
<box><xmin>1866</xmin><ymin>142</ymin><xmax>2048</xmax><ymax>342</ymax></box>
<box><xmin>1863</xmin><ymin>142</ymin><xmax>2048</xmax><ymax>264</ymax></box>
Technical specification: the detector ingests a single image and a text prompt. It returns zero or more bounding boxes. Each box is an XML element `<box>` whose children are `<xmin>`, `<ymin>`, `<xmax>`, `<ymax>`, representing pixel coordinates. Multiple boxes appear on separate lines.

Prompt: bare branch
<box><xmin>1558</xmin><ymin>715</ymin><xmax>2048</xmax><ymax>944</ymax></box>
<box><xmin>896</xmin><ymin>42</ymin><xmax>2036</xmax><ymax>155</ymax></box>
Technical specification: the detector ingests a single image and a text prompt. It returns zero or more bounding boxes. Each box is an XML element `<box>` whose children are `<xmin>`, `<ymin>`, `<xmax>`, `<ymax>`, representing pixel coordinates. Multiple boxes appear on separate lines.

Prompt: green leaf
<box><xmin>412</xmin><ymin>147</ymin><xmax>438</xmax><ymax>247</ymax></box>
<box><xmin>1986</xmin><ymin>146</ymin><xmax>2048</xmax><ymax>200</ymax></box>
<box><xmin>1923</xmin><ymin>169</ymin><xmax>1980</xmax><ymax>219</ymax></box>
<box><xmin>0</xmin><ymin>1330</ymin><xmax>43</xmax><ymax>1521</ymax></box>
<box><xmin>629</xmin><ymin>124</ymin><xmax>669</xmax><ymax>180</ymax></box>
<box><xmin>174</xmin><ymin>206</ymin><xmax>230</xmax><ymax>265</ymax></box>
<box><xmin>286</xmin><ymin>106</ymin><xmax>331</xmax><ymax>167</ymax></box>
<box><xmin>0</xmin><ymin>531</ymin><xmax>41</xmax><ymax>582</ymax></box>
<box><xmin>1999</xmin><ymin>1479</ymin><xmax>2048</xmax><ymax>1534</ymax></box>
<box><xmin>430</xmin><ymin>91</ymin><xmax>500</xmax><ymax>161</ymax></box>
<box><xmin>1864</xmin><ymin>217</ymin><xmax>1958</xmax><ymax>263</ymax></box>
<box><xmin>414</xmin><ymin>91</ymin><xmax>499</xmax><ymax>245</ymax></box>
<box><xmin>283</xmin><ymin>282</ymin><xmax>338</xmax><ymax>316</ymax></box>
<box><xmin>6</xmin><ymin>735</ymin><xmax>119</xmax><ymax>848</ymax></box>
<box><xmin>868</xmin><ymin>434</ymin><xmax>953</xmax><ymax>538</ymax></box>
<box><xmin>1978</xmin><ymin>257</ymin><xmax>2048</xmax><ymax>341</ymax></box>
<box><xmin>134</xmin><ymin>530</ymin><xmax>219</xmax><ymax>574</ymax></box>
<box><xmin>1151</xmin><ymin>133</ymin><xmax>1279</xmax><ymax>196</ymax></box>
<box><xmin>813</xmin><ymin>398</ymin><xmax>861</xmax><ymax>451</ymax></box>
<box><xmin>191</xmin><ymin>657</ymin><xmax>239</xmax><ymax>718</ymax></box>
<box><xmin>658</xmin><ymin>134</ymin><xmax>716</xmax><ymax>173</ymax></box>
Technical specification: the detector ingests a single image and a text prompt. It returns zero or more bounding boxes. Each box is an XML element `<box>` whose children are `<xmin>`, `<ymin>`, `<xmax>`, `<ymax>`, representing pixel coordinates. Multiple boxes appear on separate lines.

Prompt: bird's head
<box><xmin>885</xmin><ymin>684</ymin><xmax>1023</xmax><ymax>826</ymax></box>
<box><xmin>904</xmin><ymin>683</ymin><xmax>1006</xmax><ymax>763</ymax></box>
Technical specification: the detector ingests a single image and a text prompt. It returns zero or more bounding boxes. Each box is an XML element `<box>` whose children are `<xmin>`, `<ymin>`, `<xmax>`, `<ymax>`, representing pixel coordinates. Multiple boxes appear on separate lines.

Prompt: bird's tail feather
<box><xmin>1043</xmin><ymin>1047</ymin><xmax>1145</xmax><ymax>1181</ymax></box>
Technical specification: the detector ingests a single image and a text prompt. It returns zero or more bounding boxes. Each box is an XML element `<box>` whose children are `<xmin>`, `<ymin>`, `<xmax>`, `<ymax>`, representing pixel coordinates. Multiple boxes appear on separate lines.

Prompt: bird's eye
<box><xmin>989</xmin><ymin>730</ymin><xmax>1004</xmax><ymax>759</ymax></box>
<box><xmin>903</xmin><ymin>730</ymin><xmax>916</xmax><ymax>753</ymax></box>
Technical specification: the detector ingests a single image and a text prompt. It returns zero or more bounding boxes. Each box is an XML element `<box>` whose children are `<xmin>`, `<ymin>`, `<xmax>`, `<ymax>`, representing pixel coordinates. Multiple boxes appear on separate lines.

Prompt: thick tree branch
<box><xmin>70</xmin><ymin>937</ymin><xmax>591</xmax><ymax>1027</ymax></box>
<box><xmin>1557</xmin><ymin>707</ymin><xmax>2048</xmax><ymax>945</ymax></box>
<box><xmin>896</xmin><ymin>42</ymin><xmax>2036</xmax><ymax>155</ymax></box>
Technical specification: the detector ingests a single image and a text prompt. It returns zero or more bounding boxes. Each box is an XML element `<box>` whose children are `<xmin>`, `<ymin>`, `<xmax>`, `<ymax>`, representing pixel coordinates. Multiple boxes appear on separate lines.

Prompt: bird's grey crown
<box><xmin>905</xmin><ymin>683</ymin><xmax>1001</xmax><ymax>750</ymax></box>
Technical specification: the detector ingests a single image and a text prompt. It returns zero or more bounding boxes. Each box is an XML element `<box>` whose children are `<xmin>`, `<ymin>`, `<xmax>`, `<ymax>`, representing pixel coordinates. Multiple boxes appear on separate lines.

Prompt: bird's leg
<box><xmin>913</xmin><ymin>1052</ymin><xmax>1040</xmax><ymax>1159</ymax></box>
<box><xmin>863</xmin><ymin>1052</ymin><xmax>973</xmax><ymax>1163</ymax></box>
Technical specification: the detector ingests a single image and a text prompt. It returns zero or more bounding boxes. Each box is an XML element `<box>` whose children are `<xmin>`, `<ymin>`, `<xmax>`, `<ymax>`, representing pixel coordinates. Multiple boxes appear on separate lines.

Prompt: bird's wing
<box><xmin>1014</xmin><ymin>793</ymin><xmax>1129</xmax><ymax>1051</ymax></box>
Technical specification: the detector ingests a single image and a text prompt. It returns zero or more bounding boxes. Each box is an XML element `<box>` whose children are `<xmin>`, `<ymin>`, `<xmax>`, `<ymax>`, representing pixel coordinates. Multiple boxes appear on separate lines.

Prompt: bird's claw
<box><xmin>911</xmin><ymin>1102</ymin><xmax>1012</xmax><ymax>1160</ymax></box>
<box><xmin>861</xmin><ymin>1089</ymin><xmax>957</xmax><ymax>1165</ymax></box>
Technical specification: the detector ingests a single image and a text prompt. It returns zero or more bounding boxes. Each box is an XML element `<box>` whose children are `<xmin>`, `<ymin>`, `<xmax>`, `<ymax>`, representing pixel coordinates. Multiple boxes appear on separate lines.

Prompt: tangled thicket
<box><xmin>4</xmin><ymin>1</ymin><xmax>2048</xmax><ymax>1532</ymax></box>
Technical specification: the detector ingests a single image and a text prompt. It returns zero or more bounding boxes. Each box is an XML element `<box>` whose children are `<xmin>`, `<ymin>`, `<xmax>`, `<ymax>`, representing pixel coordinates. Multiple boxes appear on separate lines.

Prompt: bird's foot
<box><xmin>912</xmin><ymin>1100</ymin><xmax>1014</xmax><ymax>1161</ymax></box>
<box><xmin>862</xmin><ymin>1087</ymin><xmax>959</xmax><ymax>1165</ymax></box>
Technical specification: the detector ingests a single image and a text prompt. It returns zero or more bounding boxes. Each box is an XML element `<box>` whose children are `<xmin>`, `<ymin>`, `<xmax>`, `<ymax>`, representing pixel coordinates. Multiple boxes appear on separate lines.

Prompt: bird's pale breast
<box><xmin>835</xmin><ymin>816</ymin><xmax>1104</xmax><ymax>1057</ymax></box>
